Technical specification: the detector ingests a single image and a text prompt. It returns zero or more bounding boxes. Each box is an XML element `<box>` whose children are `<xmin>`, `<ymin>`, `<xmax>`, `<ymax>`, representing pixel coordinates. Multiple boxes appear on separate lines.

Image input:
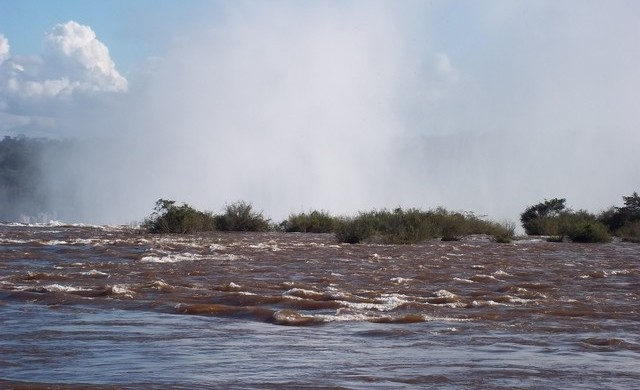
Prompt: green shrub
<box><xmin>280</xmin><ymin>210</ymin><xmax>337</xmax><ymax>233</ymax></box>
<box><xmin>436</xmin><ymin>212</ymin><xmax>467</xmax><ymax>241</ymax></box>
<box><xmin>617</xmin><ymin>221</ymin><xmax>640</xmax><ymax>243</ymax></box>
<box><xmin>492</xmin><ymin>221</ymin><xmax>516</xmax><ymax>243</ymax></box>
<box><xmin>600</xmin><ymin>192</ymin><xmax>640</xmax><ymax>232</ymax></box>
<box><xmin>215</xmin><ymin>201</ymin><xmax>270</xmax><ymax>232</ymax></box>
<box><xmin>143</xmin><ymin>199</ymin><xmax>216</xmax><ymax>234</ymax></box>
<box><xmin>333</xmin><ymin>207</ymin><xmax>506</xmax><ymax>244</ymax></box>
<box><xmin>564</xmin><ymin>221</ymin><xmax>611</xmax><ymax>243</ymax></box>
<box><xmin>558</xmin><ymin>211</ymin><xmax>610</xmax><ymax>243</ymax></box>
<box><xmin>334</xmin><ymin>216</ymin><xmax>374</xmax><ymax>244</ymax></box>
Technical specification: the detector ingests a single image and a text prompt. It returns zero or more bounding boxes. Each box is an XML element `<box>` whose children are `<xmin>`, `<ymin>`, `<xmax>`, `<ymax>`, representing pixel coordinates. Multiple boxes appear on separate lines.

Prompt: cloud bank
<box><xmin>0</xmin><ymin>21</ymin><xmax>127</xmax><ymax>135</ymax></box>
<box><xmin>1</xmin><ymin>1</ymin><xmax>639</xmax><ymax>224</ymax></box>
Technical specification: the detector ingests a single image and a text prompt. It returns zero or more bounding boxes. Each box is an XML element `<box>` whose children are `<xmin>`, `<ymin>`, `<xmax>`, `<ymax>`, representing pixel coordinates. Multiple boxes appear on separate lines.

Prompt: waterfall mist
<box><xmin>3</xmin><ymin>1</ymin><xmax>639</xmax><ymax>224</ymax></box>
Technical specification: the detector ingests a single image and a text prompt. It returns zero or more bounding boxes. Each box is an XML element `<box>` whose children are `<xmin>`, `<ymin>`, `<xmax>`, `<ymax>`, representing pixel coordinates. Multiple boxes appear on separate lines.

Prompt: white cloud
<box><xmin>0</xmin><ymin>34</ymin><xmax>8</xmax><ymax>64</ymax></box>
<box><xmin>0</xmin><ymin>21</ymin><xmax>127</xmax><ymax>119</ymax></box>
<box><xmin>42</xmin><ymin>21</ymin><xmax>127</xmax><ymax>93</ymax></box>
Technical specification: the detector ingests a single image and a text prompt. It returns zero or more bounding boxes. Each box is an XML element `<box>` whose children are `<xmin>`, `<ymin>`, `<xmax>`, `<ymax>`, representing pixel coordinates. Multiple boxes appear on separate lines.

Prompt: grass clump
<box><xmin>280</xmin><ymin>210</ymin><xmax>337</xmax><ymax>233</ymax></box>
<box><xmin>333</xmin><ymin>207</ymin><xmax>512</xmax><ymax>244</ymax></box>
<box><xmin>334</xmin><ymin>216</ymin><xmax>375</xmax><ymax>244</ymax></box>
<box><xmin>143</xmin><ymin>199</ymin><xmax>216</xmax><ymax>234</ymax></box>
<box><xmin>370</xmin><ymin>208</ymin><xmax>437</xmax><ymax>244</ymax></box>
<box><xmin>214</xmin><ymin>201</ymin><xmax>270</xmax><ymax>232</ymax></box>
<box><xmin>334</xmin><ymin>208</ymin><xmax>433</xmax><ymax>244</ymax></box>
<box><xmin>491</xmin><ymin>221</ymin><xmax>516</xmax><ymax>243</ymax></box>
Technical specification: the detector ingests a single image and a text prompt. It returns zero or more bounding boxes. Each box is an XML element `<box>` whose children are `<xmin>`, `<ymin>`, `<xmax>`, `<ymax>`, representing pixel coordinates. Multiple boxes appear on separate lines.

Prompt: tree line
<box><xmin>520</xmin><ymin>194</ymin><xmax>640</xmax><ymax>243</ymax></box>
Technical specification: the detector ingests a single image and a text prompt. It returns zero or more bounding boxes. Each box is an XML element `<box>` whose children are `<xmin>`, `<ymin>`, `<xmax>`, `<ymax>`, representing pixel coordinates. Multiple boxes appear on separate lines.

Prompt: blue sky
<box><xmin>0</xmin><ymin>1</ymin><xmax>639</xmax><ymax>223</ymax></box>
<box><xmin>0</xmin><ymin>0</ymin><xmax>212</xmax><ymax>72</ymax></box>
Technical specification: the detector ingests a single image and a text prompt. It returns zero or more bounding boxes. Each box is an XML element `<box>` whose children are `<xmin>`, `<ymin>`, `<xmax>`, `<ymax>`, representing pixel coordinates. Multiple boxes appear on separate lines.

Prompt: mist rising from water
<box><xmin>44</xmin><ymin>1</ymin><xmax>640</xmax><ymax>224</ymax></box>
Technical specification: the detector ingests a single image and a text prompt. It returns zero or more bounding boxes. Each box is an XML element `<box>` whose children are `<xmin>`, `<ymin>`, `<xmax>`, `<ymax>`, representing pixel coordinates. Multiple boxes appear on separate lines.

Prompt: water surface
<box><xmin>1</xmin><ymin>224</ymin><xmax>638</xmax><ymax>389</ymax></box>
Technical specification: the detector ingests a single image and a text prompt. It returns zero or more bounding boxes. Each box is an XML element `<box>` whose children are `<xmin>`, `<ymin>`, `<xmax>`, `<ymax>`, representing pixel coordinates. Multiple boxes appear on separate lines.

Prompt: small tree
<box><xmin>520</xmin><ymin>198</ymin><xmax>566</xmax><ymax>235</ymax></box>
<box><xmin>600</xmin><ymin>192</ymin><xmax>640</xmax><ymax>232</ymax></box>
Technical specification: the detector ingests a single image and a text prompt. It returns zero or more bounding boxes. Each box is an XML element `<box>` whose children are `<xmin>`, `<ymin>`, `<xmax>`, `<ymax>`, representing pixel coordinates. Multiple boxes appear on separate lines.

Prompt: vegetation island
<box><xmin>143</xmin><ymin>194</ymin><xmax>640</xmax><ymax>244</ymax></box>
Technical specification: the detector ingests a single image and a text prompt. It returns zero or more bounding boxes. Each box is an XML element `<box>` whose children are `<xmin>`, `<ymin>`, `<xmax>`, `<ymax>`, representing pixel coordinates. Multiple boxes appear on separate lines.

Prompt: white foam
<box><xmin>493</xmin><ymin>270</ymin><xmax>512</xmax><ymax>277</ymax></box>
<box><xmin>42</xmin><ymin>240</ymin><xmax>68</xmax><ymax>246</ymax></box>
<box><xmin>507</xmin><ymin>296</ymin><xmax>537</xmax><ymax>304</ymax></box>
<box><xmin>71</xmin><ymin>238</ymin><xmax>97</xmax><ymax>245</ymax></box>
<box><xmin>248</xmin><ymin>241</ymin><xmax>280</xmax><ymax>251</ymax></box>
<box><xmin>81</xmin><ymin>269</ymin><xmax>109</xmax><ymax>277</ymax></box>
<box><xmin>473</xmin><ymin>274</ymin><xmax>498</xmax><ymax>280</ymax></box>
<box><xmin>390</xmin><ymin>277</ymin><xmax>413</xmax><ymax>283</ymax></box>
<box><xmin>283</xmin><ymin>288</ymin><xmax>321</xmax><ymax>298</ymax></box>
<box><xmin>0</xmin><ymin>238</ymin><xmax>29</xmax><ymax>244</ymax></box>
<box><xmin>453</xmin><ymin>277</ymin><xmax>475</xmax><ymax>283</ymax></box>
<box><xmin>211</xmin><ymin>253</ymin><xmax>245</xmax><ymax>261</ymax></box>
<box><xmin>608</xmin><ymin>269</ymin><xmax>631</xmax><ymax>276</ymax></box>
<box><xmin>337</xmin><ymin>293</ymin><xmax>409</xmax><ymax>312</ymax></box>
<box><xmin>111</xmin><ymin>284</ymin><xmax>134</xmax><ymax>296</ymax></box>
<box><xmin>149</xmin><ymin>280</ymin><xmax>174</xmax><ymax>290</ymax></box>
<box><xmin>43</xmin><ymin>284</ymin><xmax>91</xmax><ymax>293</ymax></box>
<box><xmin>140</xmin><ymin>252</ymin><xmax>202</xmax><ymax>263</ymax></box>
<box><xmin>432</xmin><ymin>289</ymin><xmax>457</xmax><ymax>299</ymax></box>
<box><xmin>321</xmin><ymin>312</ymin><xmax>471</xmax><ymax>323</ymax></box>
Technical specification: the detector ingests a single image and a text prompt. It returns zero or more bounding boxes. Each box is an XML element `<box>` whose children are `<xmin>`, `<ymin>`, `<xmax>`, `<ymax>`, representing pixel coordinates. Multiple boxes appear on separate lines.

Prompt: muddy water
<box><xmin>0</xmin><ymin>223</ymin><xmax>638</xmax><ymax>389</ymax></box>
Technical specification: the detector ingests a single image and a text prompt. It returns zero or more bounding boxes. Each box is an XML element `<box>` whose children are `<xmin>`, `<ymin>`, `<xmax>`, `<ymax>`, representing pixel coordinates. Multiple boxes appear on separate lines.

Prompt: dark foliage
<box><xmin>0</xmin><ymin>136</ymin><xmax>80</xmax><ymax>222</ymax></box>
<box><xmin>558</xmin><ymin>212</ymin><xmax>610</xmax><ymax>243</ymax></box>
<box><xmin>520</xmin><ymin>198</ymin><xmax>566</xmax><ymax>235</ymax></box>
<box><xmin>0</xmin><ymin>136</ymin><xmax>47</xmax><ymax>221</ymax></box>
<box><xmin>599</xmin><ymin>192</ymin><xmax>640</xmax><ymax>232</ymax></box>
<box><xmin>143</xmin><ymin>199</ymin><xmax>216</xmax><ymax>234</ymax></box>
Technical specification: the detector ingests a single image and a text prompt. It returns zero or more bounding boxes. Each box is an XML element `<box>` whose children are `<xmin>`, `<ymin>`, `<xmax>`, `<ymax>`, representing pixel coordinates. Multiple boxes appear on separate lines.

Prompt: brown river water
<box><xmin>0</xmin><ymin>223</ymin><xmax>638</xmax><ymax>389</ymax></box>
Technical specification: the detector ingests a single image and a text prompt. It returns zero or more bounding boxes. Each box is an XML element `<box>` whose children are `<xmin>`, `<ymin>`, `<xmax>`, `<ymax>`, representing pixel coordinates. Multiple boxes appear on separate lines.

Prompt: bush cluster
<box><xmin>616</xmin><ymin>221</ymin><xmax>640</xmax><ymax>243</ymax></box>
<box><xmin>333</xmin><ymin>208</ymin><xmax>514</xmax><ymax>244</ymax></box>
<box><xmin>214</xmin><ymin>201</ymin><xmax>270</xmax><ymax>232</ymax></box>
<box><xmin>142</xmin><ymin>199</ymin><xmax>216</xmax><ymax>234</ymax></box>
<box><xmin>519</xmin><ymin>193</ymin><xmax>640</xmax><ymax>243</ymax></box>
<box><xmin>599</xmin><ymin>192</ymin><xmax>640</xmax><ymax>241</ymax></box>
<box><xmin>143</xmin><ymin>199</ymin><xmax>269</xmax><ymax>234</ymax></box>
<box><xmin>142</xmin><ymin>192</ymin><xmax>640</xmax><ymax>245</ymax></box>
<box><xmin>557</xmin><ymin>212</ymin><xmax>611</xmax><ymax>243</ymax></box>
<box><xmin>280</xmin><ymin>210</ymin><xmax>336</xmax><ymax>233</ymax></box>
<box><xmin>520</xmin><ymin>199</ymin><xmax>611</xmax><ymax>243</ymax></box>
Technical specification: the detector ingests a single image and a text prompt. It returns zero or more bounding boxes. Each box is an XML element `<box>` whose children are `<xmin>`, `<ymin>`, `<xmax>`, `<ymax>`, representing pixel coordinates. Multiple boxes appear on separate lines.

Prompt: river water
<box><xmin>0</xmin><ymin>223</ymin><xmax>638</xmax><ymax>389</ymax></box>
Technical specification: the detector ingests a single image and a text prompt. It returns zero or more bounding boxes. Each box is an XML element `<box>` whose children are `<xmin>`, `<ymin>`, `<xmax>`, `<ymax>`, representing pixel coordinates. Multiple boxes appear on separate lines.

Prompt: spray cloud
<box><xmin>1</xmin><ymin>1</ymin><xmax>639</xmax><ymax>224</ymax></box>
